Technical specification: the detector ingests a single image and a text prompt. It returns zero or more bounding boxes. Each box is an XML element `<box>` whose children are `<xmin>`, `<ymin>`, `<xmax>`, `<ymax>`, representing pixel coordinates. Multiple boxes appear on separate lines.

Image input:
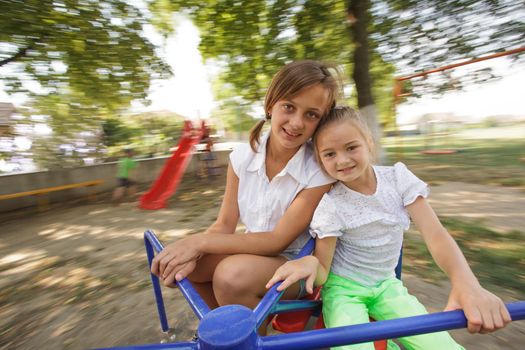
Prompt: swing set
<box><xmin>392</xmin><ymin>46</ymin><xmax>525</xmax><ymax>156</ymax></box>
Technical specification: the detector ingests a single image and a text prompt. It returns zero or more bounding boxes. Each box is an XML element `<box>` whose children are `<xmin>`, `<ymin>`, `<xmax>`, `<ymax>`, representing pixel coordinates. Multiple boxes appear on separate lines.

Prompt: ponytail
<box><xmin>249</xmin><ymin>118</ymin><xmax>267</xmax><ymax>152</ymax></box>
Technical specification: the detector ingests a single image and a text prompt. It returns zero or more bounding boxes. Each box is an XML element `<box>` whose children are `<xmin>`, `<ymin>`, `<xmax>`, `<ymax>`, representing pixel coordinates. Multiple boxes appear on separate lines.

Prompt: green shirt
<box><xmin>117</xmin><ymin>157</ymin><xmax>137</xmax><ymax>179</ymax></box>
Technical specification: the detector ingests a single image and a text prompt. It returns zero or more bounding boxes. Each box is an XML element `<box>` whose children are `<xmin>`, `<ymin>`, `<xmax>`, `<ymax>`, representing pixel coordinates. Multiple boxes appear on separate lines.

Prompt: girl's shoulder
<box><xmin>229</xmin><ymin>142</ymin><xmax>256</xmax><ymax>174</ymax></box>
<box><xmin>375</xmin><ymin>162</ymin><xmax>428</xmax><ymax>207</ymax></box>
<box><xmin>373</xmin><ymin>162</ymin><xmax>418</xmax><ymax>184</ymax></box>
<box><xmin>230</xmin><ymin>142</ymin><xmax>252</xmax><ymax>158</ymax></box>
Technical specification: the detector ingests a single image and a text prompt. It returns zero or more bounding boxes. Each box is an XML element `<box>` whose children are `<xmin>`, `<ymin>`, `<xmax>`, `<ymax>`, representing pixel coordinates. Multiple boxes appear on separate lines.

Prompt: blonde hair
<box><xmin>249</xmin><ymin>60</ymin><xmax>342</xmax><ymax>152</ymax></box>
<box><xmin>313</xmin><ymin>106</ymin><xmax>376</xmax><ymax>164</ymax></box>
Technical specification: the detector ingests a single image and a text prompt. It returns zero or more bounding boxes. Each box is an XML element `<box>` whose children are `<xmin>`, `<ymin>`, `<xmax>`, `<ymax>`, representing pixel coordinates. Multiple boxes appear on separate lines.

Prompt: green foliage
<box><xmin>151</xmin><ymin>0</ymin><xmax>523</xmax><ymax>124</ymax></box>
<box><xmin>102</xmin><ymin>118</ymin><xmax>141</xmax><ymax>147</ymax></box>
<box><xmin>109</xmin><ymin>111</ymin><xmax>186</xmax><ymax>157</ymax></box>
<box><xmin>0</xmin><ymin>0</ymin><xmax>176</xmax><ymax>170</ymax></box>
<box><xmin>371</xmin><ymin>0</ymin><xmax>525</xmax><ymax>95</ymax></box>
<box><xmin>151</xmin><ymin>0</ymin><xmax>353</xmax><ymax>103</ymax></box>
<box><xmin>0</xmin><ymin>0</ymin><xmax>170</xmax><ymax>111</ymax></box>
<box><xmin>370</xmin><ymin>54</ymin><xmax>397</xmax><ymax>127</ymax></box>
<box><xmin>210</xmin><ymin>77</ymin><xmax>256</xmax><ymax>133</ymax></box>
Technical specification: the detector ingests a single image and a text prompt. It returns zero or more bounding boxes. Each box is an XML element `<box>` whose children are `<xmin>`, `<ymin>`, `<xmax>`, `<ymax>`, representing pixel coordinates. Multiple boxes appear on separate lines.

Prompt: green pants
<box><xmin>321</xmin><ymin>273</ymin><xmax>465</xmax><ymax>350</ymax></box>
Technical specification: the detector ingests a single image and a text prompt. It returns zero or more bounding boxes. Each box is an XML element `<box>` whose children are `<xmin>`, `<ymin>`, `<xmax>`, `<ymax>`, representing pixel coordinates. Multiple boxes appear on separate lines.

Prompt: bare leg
<box><xmin>213</xmin><ymin>254</ymin><xmax>302</xmax><ymax>308</ymax></box>
<box><xmin>187</xmin><ymin>254</ymin><xmax>230</xmax><ymax>309</ymax></box>
<box><xmin>213</xmin><ymin>254</ymin><xmax>302</xmax><ymax>335</ymax></box>
<box><xmin>126</xmin><ymin>184</ymin><xmax>137</xmax><ymax>201</ymax></box>
<box><xmin>112</xmin><ymin>186</ymin><xmax>124</xmax><ymax>204</ymax></box>
<box><xmin>191</xmin><ymin>281</ymin><xmax>219</xmax><ymax>310</ymax></box>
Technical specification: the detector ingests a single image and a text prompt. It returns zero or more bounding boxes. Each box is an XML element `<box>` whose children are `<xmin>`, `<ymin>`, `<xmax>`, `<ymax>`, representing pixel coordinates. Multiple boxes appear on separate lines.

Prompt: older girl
<box><xmin>151</xmin><ymin>60</ymin><xmax>340</xmax><ymax>311</ymax></box>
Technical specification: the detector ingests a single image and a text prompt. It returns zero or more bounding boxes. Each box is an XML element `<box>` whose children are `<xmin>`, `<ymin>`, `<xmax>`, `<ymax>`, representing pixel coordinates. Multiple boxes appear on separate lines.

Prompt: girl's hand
<box><xmin>444</xmin><ymin>284</ymin><xmax>511</xmax><ymax>333</ymax></box>
<box><xmin>151</xmin><ymin>235</ymin><xmax>204</xmax><ymax>280</ymax></box>
<box><xmin>265</xmin><ymin>256</ymin><xmax>319</xmax><ymax>294</ymax></box>
<box><xmin>160</xmin><ymin>259</ymin><xmax>197</xmax><ymax>287</ymax></box>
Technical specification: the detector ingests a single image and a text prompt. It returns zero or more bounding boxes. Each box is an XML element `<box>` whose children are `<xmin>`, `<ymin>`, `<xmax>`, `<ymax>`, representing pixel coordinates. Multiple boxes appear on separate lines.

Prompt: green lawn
<box><xmin>403</xmin><ymin>218</ymin><xmax>525</xmax><ymax>299</ymax></box>
<box><xmin>383</xmin><ymin>130</ymin><xmax>525</xmax><ymax>187</ymax></box>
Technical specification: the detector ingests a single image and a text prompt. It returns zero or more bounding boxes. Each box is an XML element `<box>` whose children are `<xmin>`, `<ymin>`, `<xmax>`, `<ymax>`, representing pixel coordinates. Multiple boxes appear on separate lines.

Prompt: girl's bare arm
<box><xmin>152</xmin><ymin>161</ymin><xmax>331</xmax><ymax>280</ymax></box>
<box><xmin>408</xmin><ymin>196</ymin><xmax>511</xmax><ymax>333</ymax></box>
<box><xmin>266</xmin><ymin>236</ymin><xmax>337</xmax><ymax>294</ymax></box>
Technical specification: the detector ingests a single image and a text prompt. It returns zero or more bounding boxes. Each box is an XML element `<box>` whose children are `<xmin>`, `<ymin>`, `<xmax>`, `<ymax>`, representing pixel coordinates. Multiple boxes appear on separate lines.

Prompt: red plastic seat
<box><xmin>272</xmin><ymin>286</ymin><xmax>387</xmax><ymax>350</ymax></box>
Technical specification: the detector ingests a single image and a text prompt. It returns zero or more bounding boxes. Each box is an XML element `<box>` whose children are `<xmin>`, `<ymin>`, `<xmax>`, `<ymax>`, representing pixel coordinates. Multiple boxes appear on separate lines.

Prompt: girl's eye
<box><xmin>282</xmin><ymin>104</ymin><xmax>294</xmax><ymax>111</ymax></box>
<box><xmin>305</xmin><ymin>111</ymin><xmax>320</xmax><ymax>120</ymax></box>
<box><xmin>347</xmin><ymin>145</ymin><xmax>358</xmax><ymax>151</ymax></box>
<box><xmin>322</xmin><ymin>152</ymin><xmax>335</xmax><ymax>158</ymax></box>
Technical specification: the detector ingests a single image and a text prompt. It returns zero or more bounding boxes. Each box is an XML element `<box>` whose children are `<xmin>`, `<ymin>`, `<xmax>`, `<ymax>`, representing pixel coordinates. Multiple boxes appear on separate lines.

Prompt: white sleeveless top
<box><xmin>310</xmin><ymin>162</ymin><xmax>428</xmax><ymax>286</ymax></box>
<box><xmin>230</xmin><ymin>131</ymin><xmax>334</xmax><ymax>257</ymax></box>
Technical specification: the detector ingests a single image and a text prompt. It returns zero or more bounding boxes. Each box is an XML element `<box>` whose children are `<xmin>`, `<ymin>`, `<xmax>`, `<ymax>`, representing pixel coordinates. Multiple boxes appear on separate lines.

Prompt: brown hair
<box><xmin>313</xmin><ymin>106</ymin><xmax>376</xmax><ymax>165</ymax></box>
<box><xmin>249</xmin><ymin>60</ymin><xmax>342</xmax><ymax>151</ymax></box>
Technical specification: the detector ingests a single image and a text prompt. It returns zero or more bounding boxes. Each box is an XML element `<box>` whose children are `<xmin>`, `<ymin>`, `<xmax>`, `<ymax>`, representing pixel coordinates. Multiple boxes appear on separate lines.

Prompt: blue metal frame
<box><xmin>96</xmin><ymin>230</ymin><xmax>525</xmax><ymax>349</ymax></box>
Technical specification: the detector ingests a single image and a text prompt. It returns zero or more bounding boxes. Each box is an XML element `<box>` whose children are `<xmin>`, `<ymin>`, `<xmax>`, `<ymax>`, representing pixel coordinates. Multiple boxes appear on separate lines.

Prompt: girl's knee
<box><xmin>213</xmin><ymin>256</ymin><xmax>256</xmax><ymax>295</ymax></box>
<box><xmin>187</xmin><ymin>254</ymin><xmax>227</xmax><ymax>283</ymax></box>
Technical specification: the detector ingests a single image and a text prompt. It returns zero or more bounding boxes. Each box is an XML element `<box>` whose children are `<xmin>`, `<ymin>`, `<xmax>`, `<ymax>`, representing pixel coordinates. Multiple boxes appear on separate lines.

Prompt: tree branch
<box><xmin>0</xmin><ymin>46</ymin><xmax>30</xmax><ymax>67</ymax></box>
<box><xmin>0</xmin><ymin>36</ymin><xmax>43</xmax><ymax>67</ymax></box>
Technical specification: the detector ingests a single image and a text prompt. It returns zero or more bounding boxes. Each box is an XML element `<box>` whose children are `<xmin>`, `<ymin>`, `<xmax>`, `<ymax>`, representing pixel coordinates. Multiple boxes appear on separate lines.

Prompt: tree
<box><xmin>0</xmin><ymin>0</ymin><xmax>176</xmax><ymax>170</ymax></box>
<box><xmin>150</xmin><ymin>0</ymin><xmax>524</xmax><ymax>150</ymax></box>
<box><xmin>209</xmin><ymin>75</ymin><xmax>259</xmax><ymax>138</ymax></box>
<box><xmin>0</xmin><ymin>0</ymin><xmax>170</xmax><ymax>112</ymax></box>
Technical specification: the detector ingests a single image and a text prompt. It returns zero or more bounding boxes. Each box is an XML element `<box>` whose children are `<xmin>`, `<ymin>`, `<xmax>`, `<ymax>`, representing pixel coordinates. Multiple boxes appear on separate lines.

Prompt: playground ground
<box><xmin>1</xmin><ymin>170</ymin><xmax>525</xmax><ymax>349</ymax></box>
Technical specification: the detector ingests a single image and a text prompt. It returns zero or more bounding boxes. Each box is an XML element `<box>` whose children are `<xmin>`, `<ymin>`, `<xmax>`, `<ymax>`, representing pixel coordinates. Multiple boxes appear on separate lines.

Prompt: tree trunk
<box><xmin>347</xmin><ymin>0</ymin><xmax>384</xmax><ymax>163</ymax></box>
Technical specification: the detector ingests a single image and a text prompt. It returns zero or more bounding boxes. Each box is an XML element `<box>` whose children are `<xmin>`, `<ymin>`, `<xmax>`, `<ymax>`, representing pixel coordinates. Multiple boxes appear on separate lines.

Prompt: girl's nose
<box><xmin>288</xmin><ymin>113</ymin><xmax>304</xmax><ymax>130</ymax></box>
<box><xmin>337</xmin><ymin>154</ymin><xmax>350</xmax><ymax>165</ymax></box>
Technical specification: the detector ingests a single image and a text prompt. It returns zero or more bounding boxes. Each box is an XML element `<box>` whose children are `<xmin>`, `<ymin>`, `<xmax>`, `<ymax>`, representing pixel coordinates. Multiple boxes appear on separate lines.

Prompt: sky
<box><xmin>130</xmin><ymin>15</ymin><xmax>216</xmax><ymax>120</ymax></box>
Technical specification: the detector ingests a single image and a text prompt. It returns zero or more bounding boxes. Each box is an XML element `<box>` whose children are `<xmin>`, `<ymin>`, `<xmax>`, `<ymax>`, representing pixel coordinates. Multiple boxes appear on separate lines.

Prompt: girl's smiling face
<box><xmin>316</xmin><ymin>119</ymin><xmax>374</xmax><ymax>187</ymax></box>
<box><xmin>268</xmin><ymin>83</ymin><xmax>330</xmax><ymax>151</ymax></box>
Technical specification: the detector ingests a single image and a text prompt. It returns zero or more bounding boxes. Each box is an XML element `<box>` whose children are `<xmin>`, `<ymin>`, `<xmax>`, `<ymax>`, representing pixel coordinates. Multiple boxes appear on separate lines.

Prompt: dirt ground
<box><xmin>0</xmin><ymin>175</ymin><xmax>524</xmax><ymax>350</ymax></box>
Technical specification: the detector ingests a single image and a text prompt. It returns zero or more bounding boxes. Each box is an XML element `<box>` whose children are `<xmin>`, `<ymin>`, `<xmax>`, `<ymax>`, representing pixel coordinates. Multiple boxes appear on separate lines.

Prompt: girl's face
<box><xmin>268</xmin><ymin>84</ymin><xmax>330</xmax><ymax>151</ymax></box>
<box><xmin>316</xmin><ymin>120</ymin><xmax>373</xmax><ymax>186</ymax></box>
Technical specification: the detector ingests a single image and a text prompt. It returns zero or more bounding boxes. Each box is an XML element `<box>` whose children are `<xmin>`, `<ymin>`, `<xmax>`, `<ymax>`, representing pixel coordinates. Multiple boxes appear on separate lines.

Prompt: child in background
<box><xmin>267</xmin><ymin>106</ymin><xmax>510</xmax><ymax>349</ymax></box>
<box><xmin>112</xmin><ymin>148</ymin><xmax>137</xmax><ymax>204</ymax></box>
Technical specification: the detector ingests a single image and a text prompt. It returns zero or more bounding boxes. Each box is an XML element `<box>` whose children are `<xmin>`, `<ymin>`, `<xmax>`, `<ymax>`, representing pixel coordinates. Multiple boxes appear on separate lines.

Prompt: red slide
<box><xmin>139</xmin><ymin>121</ymin><xmax>204</xmax><ymax>210</ymax></box>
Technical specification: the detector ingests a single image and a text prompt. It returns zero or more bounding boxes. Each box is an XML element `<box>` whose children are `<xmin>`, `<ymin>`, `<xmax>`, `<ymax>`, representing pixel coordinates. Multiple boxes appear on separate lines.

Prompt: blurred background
<box><xmin>0</xmin><ymin>1</ymin><xmax>524</xmax><ymax>349</ymax></box>
<box><xmin>1</xmin><ymin>0</ymin><xmax>523</xmax><ymax>173</ymax></box>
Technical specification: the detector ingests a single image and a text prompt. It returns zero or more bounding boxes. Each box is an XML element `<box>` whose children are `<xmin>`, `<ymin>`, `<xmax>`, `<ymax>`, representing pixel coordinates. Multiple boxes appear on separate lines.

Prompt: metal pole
<box><xmin>144</xmin><ymin>230</ymin><xmax>211</xmax><ymax>320</ymax></box>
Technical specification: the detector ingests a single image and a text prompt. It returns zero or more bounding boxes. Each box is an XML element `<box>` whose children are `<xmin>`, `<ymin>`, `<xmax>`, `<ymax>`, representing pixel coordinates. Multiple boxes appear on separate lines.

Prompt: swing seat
<box><xmin>272</xmin><ymin>286</ymin><xmax>388</xmax><ymax>350</ymax></box>
<box><xmin>271</xmin><ymin>286</ymin><xmax>325</xmax><ymax>333</ymax></box>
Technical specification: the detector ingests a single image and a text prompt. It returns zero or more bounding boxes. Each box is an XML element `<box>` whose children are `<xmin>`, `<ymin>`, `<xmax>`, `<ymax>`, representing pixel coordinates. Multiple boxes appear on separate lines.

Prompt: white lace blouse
<box><xmin>310</xmin><ymin>162</ymin><xmax>429</xmax><ymax>286</ymax></box>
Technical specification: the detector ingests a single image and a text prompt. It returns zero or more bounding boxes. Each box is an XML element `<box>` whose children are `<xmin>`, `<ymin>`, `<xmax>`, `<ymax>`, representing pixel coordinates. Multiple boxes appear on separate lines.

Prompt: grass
<box><xmin>403</xmin><ymin>218</ymin><xmax>525</xmax><ymax>298</ymax></box>
<box><xmin>383</xmin><ymin>134</ymin><xmax>525</xmax><ymax>187</ymax></box>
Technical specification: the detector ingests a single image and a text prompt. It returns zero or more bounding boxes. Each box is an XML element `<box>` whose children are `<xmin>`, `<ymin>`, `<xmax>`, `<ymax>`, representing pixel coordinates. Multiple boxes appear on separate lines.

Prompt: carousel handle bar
<box><xmin>261</xmin><ymin>300</ymin><xmax>525</xmax><ymax>350</ymax></box>
<box><xmin>98</xmin><ymin>301</ymin><xmax>525</xmax><ymax>350</ymax></box>
<box><xmin>144</xmin><ymin>230</ymin><xmax>211</xmax><ymax>325</ymax></box>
